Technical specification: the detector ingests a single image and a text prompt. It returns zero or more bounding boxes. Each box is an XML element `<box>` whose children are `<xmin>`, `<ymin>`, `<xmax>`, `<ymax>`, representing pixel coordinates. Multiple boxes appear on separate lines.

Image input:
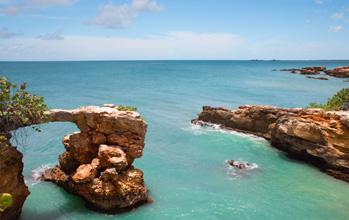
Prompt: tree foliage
<box><xmin>307</xmin><ymin>88</ymin><xmax>349</xmax><ymax>111</ymax></box>
<box><xmin>0</xmin><ymin>72</ymin><xmax>50</xmax><ymax>146</ymax></box>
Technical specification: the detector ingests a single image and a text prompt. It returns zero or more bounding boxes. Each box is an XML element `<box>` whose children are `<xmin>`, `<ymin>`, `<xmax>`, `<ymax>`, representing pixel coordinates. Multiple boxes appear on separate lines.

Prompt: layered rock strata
<box><xmin>192</xmin><ymin>105</ymin><xmax>349</xmax><ymax>182</ymax></box>
<box><xmin>42</xmin><ymin>105</ymin><xmax>151</xmax><ymax>212</ymax></box>
<box><xmin>0</xmin><ymin>134</ymin><xmax>30</xmax><ymax>220</ymax></box>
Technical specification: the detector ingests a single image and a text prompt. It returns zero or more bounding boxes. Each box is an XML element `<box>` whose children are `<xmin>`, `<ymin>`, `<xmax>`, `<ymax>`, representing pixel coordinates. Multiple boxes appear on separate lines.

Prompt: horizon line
<box><xmin>1</xmin><ymin>59</ymin><xmax>349</xmax><ymax>62</ymax></box>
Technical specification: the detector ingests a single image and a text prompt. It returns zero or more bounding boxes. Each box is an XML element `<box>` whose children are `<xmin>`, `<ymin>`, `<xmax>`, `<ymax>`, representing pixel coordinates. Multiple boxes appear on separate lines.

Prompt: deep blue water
<box><xmin>1</xmin><ymin>61</ymin><xmax>348</xmax><ymax>219</ymax></box>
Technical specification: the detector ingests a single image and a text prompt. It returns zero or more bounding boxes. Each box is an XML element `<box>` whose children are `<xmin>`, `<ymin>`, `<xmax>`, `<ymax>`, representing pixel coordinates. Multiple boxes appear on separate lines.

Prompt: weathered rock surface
<box><xmin>325</xmin><ymin>66</ymin><xmax>349</xmax><ymax>78</ymax></box>
<box><xmin>192</xmin><ymin>105</ymin><xmax>349</xmax><ymax>182</ymax></box>
<box><xmin>42</xmin><ymin>105</ymin><xmax>151</xmax><ymax>212</ymax></box>
<box><xmin>0</xmin><ymin>134</ymin><xmax>30</xmax><ymax>220</ymax></box>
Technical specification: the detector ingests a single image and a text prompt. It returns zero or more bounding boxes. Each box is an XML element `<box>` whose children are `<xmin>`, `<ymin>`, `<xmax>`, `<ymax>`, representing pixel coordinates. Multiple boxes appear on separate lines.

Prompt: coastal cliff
<box><xmin>0</xmin><ymin>134</ymin><xmax>30</xmax><ymax>220</ymax></box>
<box><xmin>42</xmin><ymin>105</ymin><xmax>151</xmax><ymax>213</ymax></box>
<box><xmin>192</xmin><ymin>105</ymin><xmax>349</xmax><ymax>182</ymax></box>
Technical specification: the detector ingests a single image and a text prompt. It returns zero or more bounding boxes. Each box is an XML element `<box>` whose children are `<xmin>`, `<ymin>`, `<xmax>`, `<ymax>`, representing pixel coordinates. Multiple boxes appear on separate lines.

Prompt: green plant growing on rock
<box><xmin>117</xmin><ymin>105</ymin><xmax>137</xmax><ymax>111</ymax></box>
<box><xmin>0</xmin><ymin>72</ymin><xmax>51</xmax><ymax>146</ymax></box>
<box><xmin>307</xmin><ymin>88</ymin><xmax>349</xmax><ymax>111</ymax></box>
<box><xmin>0</xmin><ymin>193</ymin><xmax>12</xmax><ymax>212</ymax></box>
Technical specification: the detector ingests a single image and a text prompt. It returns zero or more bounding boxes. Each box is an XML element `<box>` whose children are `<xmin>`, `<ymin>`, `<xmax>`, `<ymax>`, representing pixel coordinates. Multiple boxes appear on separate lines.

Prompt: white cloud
<box><xmin>330</xmin><ymin>12</ymin><xmax>344</xmax><ymax>19</ymax></box>
<box><xmin>0</xmin><ymin>0</ymin><xmax>13</xmax><ymax>5</ymax></box>
<box><xmin>0</xmin><ymin>32</ymin><xmax>244</xmax><ymax>60</ymax></box>
<box><xmin>88</xmin><ymin>0</ymin><xmax>164</xmax><ymax>29</ymax></box>
<box><xmin>0</xmin><ymin>4</ymin><xmax>22</xmax><ymax>15</ymax></box>
<box><xmin>315</xmin><ymin>0</ymin><xmax>323</xmax><ymax>4</ymax></box>
<box><xmin>1</xmin><ymin>31</ymin><xmax>348</xmax><ymax>61</ymax></box>
<box><xmin>37</xmin><ymin>29</ymin><xmax>64</xmax><ymax>40</ymax></box>
<box><xmin>329</xmin><ymin>25</ymin><xmax>342</xmax><ymax>32</ymax></box>
<box><xmin>24</xmin><ymin>0</ymin><xmax>79</xmax><ymax>6</ymax></box>
<box><xmin>0</xmin><ymin>28</ymin><xmax>23</xmax><ymax>39</ymax></box>
<box><xmin>0</xmin><ymin>0</ymin><xmax>78</xmax><ymax>16</ymax></box>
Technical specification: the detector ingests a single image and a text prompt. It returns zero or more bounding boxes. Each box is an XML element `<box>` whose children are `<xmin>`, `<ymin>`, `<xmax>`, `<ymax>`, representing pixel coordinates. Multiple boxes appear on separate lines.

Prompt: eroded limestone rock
<box><xmin>192</xmin><ymin>105</ymin><xmax>349</xmax><ymax>182</ymax></box>
<box><xmin>0</xmin><ymin>136</ymin><xmax>30</xmax><ymax>220</ymax></box>
<box><xmin>42</xmin><ymin>105</ymin><xmax>150</xmax><ymax>212</ymax></box>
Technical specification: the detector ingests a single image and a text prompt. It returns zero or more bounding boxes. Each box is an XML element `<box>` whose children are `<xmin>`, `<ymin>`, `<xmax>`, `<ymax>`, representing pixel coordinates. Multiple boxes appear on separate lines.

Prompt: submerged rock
<box><xmin>42</xmin><ymin>105</ymin><xmax>151</xmax><ymax>213</ymax></box>
<box><xmin>228</xmin><ymin>160</ymin><xmax>250</xmax><ymax>169</ymax></box>
<box><xmin>305</xmin><ymin>76</ymin><xmax>328</xmax><ymax>80</ymax></box>
<box><xmin>192</xmin><ymin>105</ymin><xmax>349</xmax><ymax>182</ymax></box>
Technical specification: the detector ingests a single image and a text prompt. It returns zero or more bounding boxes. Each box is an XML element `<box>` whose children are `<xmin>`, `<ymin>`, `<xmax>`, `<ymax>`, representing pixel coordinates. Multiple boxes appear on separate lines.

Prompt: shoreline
<box><xmin>192</xmin><ymin>105</ymin><xmax>349</xmax><ymax>182</ymax></box>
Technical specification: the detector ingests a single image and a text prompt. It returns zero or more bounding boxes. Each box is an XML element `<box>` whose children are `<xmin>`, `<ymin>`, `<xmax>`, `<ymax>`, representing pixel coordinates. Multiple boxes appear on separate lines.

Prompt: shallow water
<box><xmin>1</xmin><ymin>61</ymin><xmax>348</xmax><ymax>219</ymax></box>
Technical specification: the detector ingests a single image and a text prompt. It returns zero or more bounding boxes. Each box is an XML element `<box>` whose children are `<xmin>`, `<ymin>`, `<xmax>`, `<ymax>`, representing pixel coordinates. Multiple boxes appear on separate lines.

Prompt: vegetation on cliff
<box><xmin>0</xmin><ymin>193</ymin><xmax>12</xmax><ymax>212</ymax></box>
<box><xmin>117</xmin><ymin>105</ymin><xmax>137</xmax><ymax>111</ymax></box>
<box><xmin>307</xmin><ymin>87</ymin><xmax>349</xmax><ymax>111</ymax></box>
<box><xmin>0</xmin><ymin>72</ymin><xmax>50</xmax><ymax>146</ymax></box>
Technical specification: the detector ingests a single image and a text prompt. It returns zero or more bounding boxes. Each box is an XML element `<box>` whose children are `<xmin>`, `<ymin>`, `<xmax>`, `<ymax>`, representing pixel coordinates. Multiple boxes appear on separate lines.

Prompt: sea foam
<box><xmin>30</xmin><ymin>163</ymin><xmax>54</xmax><ymax>186</ymax></box>
<box><xmin>189</xmin><ymin>121</ymin><xmax>265</xmax><ymax>141</ymax></box>
<box><xmin>224</xmin><ymin>160</ymin><xmax>259</xmax><ymax>180</ymax></box>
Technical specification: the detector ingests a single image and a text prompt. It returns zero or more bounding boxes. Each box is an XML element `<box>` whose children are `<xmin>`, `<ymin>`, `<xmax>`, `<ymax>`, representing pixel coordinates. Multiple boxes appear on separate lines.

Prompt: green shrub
<box><xmin>0</xmin><ymin>193</ymin><xmax>12</xmax><ymax>212</ymax></box>
<box><xmin>0</xmin><ymin>72</ymin><xmax>50</xmax><ymax>146</ymax></box>
<box><xmin>306</xmin><ymin>88</ymin><xmax>349</xmax><ymax>111</ymax></box>
<box><xmin>117</xmin><ymin>105</ymin><xmax>137</xmax><ymax>111</ymax></box>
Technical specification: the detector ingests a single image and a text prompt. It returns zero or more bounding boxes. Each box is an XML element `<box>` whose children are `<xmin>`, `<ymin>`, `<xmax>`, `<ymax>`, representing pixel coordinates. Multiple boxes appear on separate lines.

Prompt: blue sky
<box><xmin>0</xmin><ymin>0</ymin><xmax>348</xmax><ymax>61</ymax></box>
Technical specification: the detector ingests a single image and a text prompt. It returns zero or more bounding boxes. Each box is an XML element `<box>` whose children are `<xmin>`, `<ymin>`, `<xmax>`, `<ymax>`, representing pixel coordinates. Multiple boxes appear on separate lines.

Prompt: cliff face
<box><xmin>0</xmin><ymin>135</ymin><xmax>30</xmax><ymax>220</ymax></box>
<box><xmin>192</xmin><ymin>105</ymin><xmax>349</xmax><ymax>182</ymax></box>
<box><xmin>42</xmin><ymin>105</ymin><xmax>151</xmax><ymax>212</ymax></box>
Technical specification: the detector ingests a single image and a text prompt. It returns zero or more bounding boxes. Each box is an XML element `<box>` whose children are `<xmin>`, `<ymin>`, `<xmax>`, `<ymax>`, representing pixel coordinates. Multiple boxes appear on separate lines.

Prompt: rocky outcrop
<box><xmin>192</xmin><ymin>105</ymin><xmax>349</xmax><ymax>182</ymax></box>
<box><xmin>300</xmin><ymin>66</ymin><xmax>326</xmax><ymax>75</ymax></box>
<box><xmin>280</xmin><ymin>65</ymin><xmax>349</xmax><ymax>78</ymax></box>
<box><xmin>280</xmin><ymin>66</ymin><xmax>326</xmax><ymax>75</ymax></box>
<box><xmin>0</xmin><ymin>134</ymin><xmax>30</xmax><ymax>220</ymax></box>
<box><xmin>42</xmin><ymin>105</ymin><xmax>151</xmax><ymax>213</ymax></box>
<box><xmin>325</xmin><ymin>66</ymin><xmax>349</xmax><ymax>78</ymax></box>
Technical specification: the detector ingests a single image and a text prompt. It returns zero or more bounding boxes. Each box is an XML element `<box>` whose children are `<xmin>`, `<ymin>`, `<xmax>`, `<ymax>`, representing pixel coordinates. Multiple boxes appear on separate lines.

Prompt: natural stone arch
<box><xmin>41</xmin><ymin>105</ymin><xmax>151</xmax><ymax>212</ymax></box>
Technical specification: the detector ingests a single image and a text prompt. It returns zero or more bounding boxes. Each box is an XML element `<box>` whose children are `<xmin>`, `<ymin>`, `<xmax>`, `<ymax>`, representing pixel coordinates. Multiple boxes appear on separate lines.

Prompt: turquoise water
<box><xmin>1</xmin><ymin>61</ymin><xmax>348</xmax><ymax>219</ymax></box>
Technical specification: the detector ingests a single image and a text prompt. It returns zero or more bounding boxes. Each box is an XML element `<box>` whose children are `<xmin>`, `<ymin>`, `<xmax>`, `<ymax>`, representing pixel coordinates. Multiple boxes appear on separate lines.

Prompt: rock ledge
<box><xmin>192</xmin><ymin>105</ymin><xmax>349</xmax><ymax>182</ymax></box>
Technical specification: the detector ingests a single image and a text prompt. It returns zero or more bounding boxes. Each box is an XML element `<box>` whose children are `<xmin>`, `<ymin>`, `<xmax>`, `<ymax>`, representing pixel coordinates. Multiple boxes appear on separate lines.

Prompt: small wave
<box><xmin>225</xmin><ymin>160</ymin><xmax>258</xmax><ymax>180</ymax></box>
<box><xmin>30</xmin><ymin>163</ymin><xmax>54</xmax><ymax>185</ymax></box>
<box><xmin>188</xmin><ymin>121</ymin><xmax>265</xmax><ymax>141</ymax></box>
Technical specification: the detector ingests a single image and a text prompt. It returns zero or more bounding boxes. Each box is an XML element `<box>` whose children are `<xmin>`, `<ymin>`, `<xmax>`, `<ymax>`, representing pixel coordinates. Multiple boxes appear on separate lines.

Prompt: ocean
<box><xmin>1</xmin><ymin>61</ymin><xmax>348</xmax><ymax>220</ymax></box>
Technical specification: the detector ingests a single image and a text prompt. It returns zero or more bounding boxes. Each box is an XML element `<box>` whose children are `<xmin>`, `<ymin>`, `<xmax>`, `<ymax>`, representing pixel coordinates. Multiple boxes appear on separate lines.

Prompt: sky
<box><xmin>0</xmin><ymin>0</ymin><xmax>348</xmax><ymax>61</ymax></box>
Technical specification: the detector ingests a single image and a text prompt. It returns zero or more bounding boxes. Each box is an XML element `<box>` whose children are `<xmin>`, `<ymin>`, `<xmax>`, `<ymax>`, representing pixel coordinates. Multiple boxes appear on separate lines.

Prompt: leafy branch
<box><xmin>307</xmin><ymin>88</ymin><xmax>349</xmax><ymax>111</ymax></box>
<box><xmin>0</xmin><ymin>72</ymin><xmax>51</xmax><ymax>146</ymax></box>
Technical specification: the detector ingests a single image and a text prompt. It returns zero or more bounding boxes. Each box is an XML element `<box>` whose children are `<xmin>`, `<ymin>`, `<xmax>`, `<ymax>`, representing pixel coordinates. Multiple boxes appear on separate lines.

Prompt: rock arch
<box><xmin>42</xmin><ymin>105</ymin><xmax>151</xmax><ymax>213</ymax></box>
